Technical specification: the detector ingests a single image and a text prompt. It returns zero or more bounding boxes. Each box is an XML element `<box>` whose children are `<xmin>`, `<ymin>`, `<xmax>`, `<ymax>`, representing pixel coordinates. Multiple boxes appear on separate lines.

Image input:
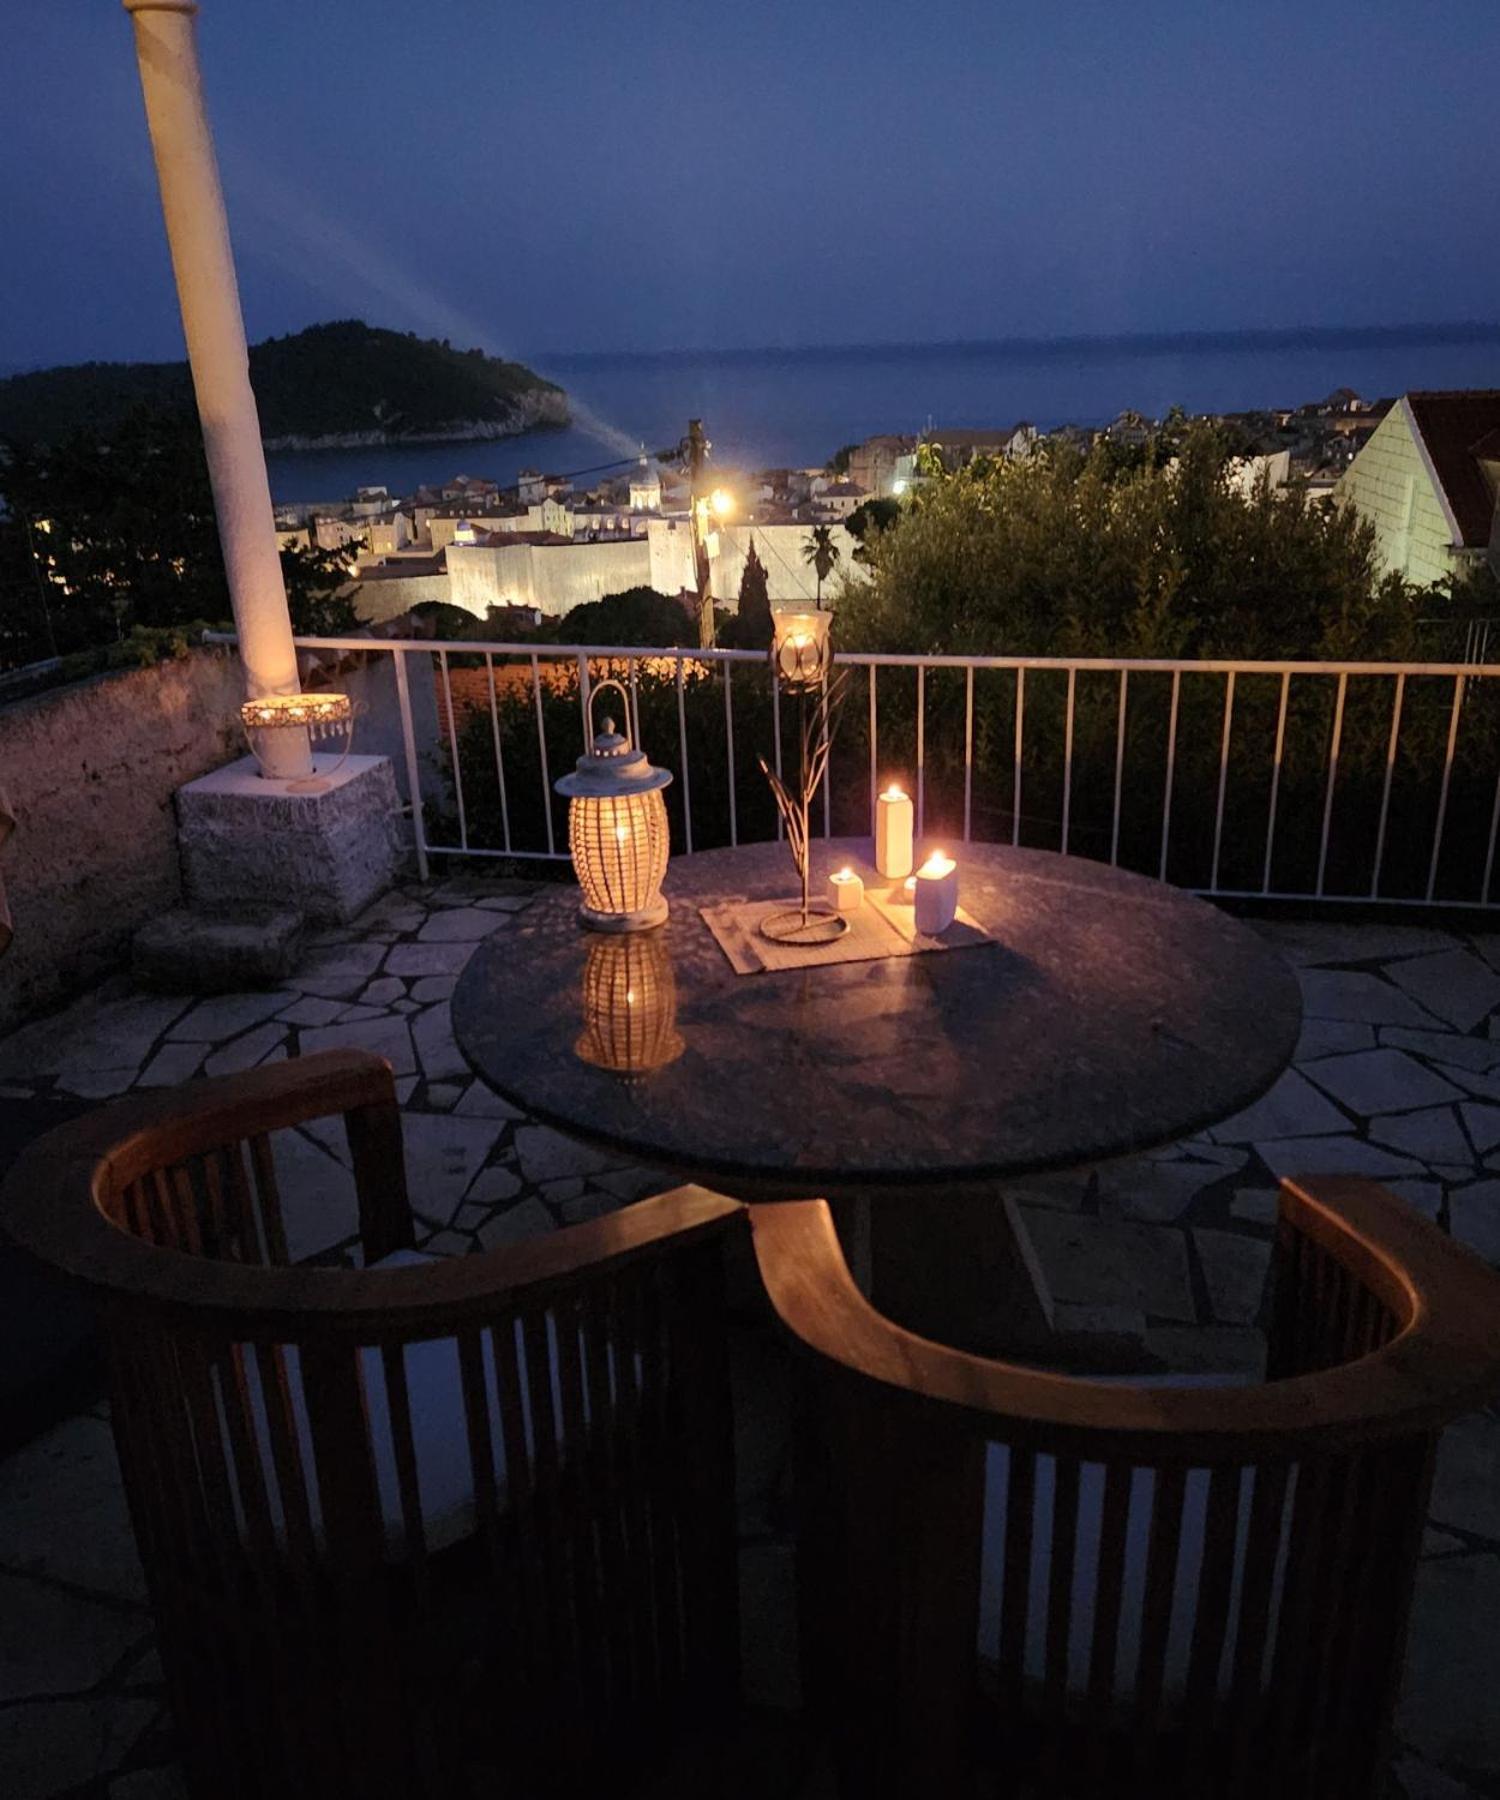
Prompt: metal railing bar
<box><xmin>530</xmin><ymin>653</ymin><xmax>555</xmax><ymax>857</ymax></box>
<box><xmin>963</xmin><ymin>665</ymin><xmax>975</xmax><ymax>843</ymax></box>
<box><xmin>1061</xmin><ymin>665</ymin><xmax>1077</xmax><ymax>854</ymax></box>
<box><xmin>1111</xmin><ymin>668</ymin><xmax>1128</xmax><ymax>867</ymax></box>
<box><xmin>483</xmin><ymin>652</ymin><xmax>512</xmax><ymax>856</ymax></box>
<box><xmin>576</xmin><ymin>652</ymin><xmax>592</xmax><ymax>751</ymax></box>
<box><xmin>916</xmin><ymin>665</ymin><xmax>926</xmax><ymax>841</ymax></box>
<box><xmin>867</xmin><ymin>665</ymin><xmax>877</xmax><ymax>835</ymax></box>
<box><xmin>263</xmin><ymin>634</ymin><xmax>1500</xmax><ymax>681</ymax></box>
<box><xmin>723</xmin><ymin>661</ymin><xmax>738</xmax><ymax>849</ymax></box>
<box><xmin>676</xmin><ymin>657</ymin><xmax>693</xmax><ymax>855</ymax></box>
<box><xmin>1159</xmin><ymin>669</ymin><xmax>1181</xmax><ymax>883</ymax></box>
<box><xmin>438</xmin><ymin>648</ymin><xmax>469</xmax><ymax>854</ymax></box>
<box><xmin>391</xmin><ymin>648</ymin><xmax>429</xmax><ymax>882</ymax></box>
<box><xmin>1483</xmin><ymin>763</ymin><xmax>1500</xmax><ymax>906</ymax></box>
<box><xmin>1426</xmin><ymin>674</ymin><xmax>1465</xmax><ymax>902</ymax></box>
<box><xmin>773</xmin><ymin>668</ymin><xmax>785</xmax><ymax>841</ymax></box>
<box><xmin>1371</xmin><ymin>672</ymin><xmax>1405</xmax><ymax>898</ymax></box>
<box><xmin>1210</xmin><ymin>670</ymin><xmax>1236</xmax><ymax>894</ymax></box>
<box><xmin>1262</xmin><ymin>671</ymin><xmax>1290</xmax><ymax>895</ymax></box>
<box><xmin>823</xmin><ymin>669</ymin><xmax>832</xmax><ymax>839</ymax></box>
<box><xmin>1315</xmin><ymin>671</ymin><xmax>1347</xmax><ymax>898</ymax></box>
<box><xmin>1012</xmin><ymin>668</ymin><xmax>1024</xmax><ymax>847</ymax></box>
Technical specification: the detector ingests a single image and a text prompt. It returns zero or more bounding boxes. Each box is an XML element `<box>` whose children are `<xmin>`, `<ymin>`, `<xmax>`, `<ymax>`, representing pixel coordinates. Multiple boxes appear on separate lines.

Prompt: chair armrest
<box><xmin>750</xmin><ymin>1183</ymin><xmax>1500</xmax><ymax>1466</ymax></box>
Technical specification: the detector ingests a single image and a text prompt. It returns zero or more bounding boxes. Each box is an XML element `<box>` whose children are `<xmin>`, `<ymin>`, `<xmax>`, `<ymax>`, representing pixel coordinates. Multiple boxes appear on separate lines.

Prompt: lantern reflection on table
<box><xmin>574</xmin><ymin>932</ymin><xmax>684</xmax><ymax>1077</ymax></box>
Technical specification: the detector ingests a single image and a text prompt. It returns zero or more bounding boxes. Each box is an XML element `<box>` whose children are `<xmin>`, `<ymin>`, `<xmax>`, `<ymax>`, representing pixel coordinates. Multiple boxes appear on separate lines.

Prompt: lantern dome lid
<box><xmin>555</xmin><ymin>712</ymin><xmax>673</xmax><ymax>799</ymax></box>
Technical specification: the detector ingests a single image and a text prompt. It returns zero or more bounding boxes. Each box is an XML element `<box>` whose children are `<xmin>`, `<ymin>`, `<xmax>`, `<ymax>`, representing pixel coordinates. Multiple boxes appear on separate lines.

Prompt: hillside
<box><xmin>0</xmin><ymin>321</ymin><xmax>569</xmax><ymax>448</ymax></box>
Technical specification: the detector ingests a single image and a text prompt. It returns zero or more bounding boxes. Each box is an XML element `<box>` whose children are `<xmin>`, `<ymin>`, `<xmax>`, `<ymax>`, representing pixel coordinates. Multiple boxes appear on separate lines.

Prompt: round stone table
<box><xmin>452</xmin><ymin>840</ymin><xmax>1302</xmax><ymax>1356</ymax></box>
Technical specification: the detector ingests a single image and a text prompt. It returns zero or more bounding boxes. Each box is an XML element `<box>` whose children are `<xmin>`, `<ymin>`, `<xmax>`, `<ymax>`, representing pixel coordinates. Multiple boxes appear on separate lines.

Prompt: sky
<box><xmin>4</xmin><ymin>0</ymin><xmax>1497</xmax><ymax>371</ymax></box>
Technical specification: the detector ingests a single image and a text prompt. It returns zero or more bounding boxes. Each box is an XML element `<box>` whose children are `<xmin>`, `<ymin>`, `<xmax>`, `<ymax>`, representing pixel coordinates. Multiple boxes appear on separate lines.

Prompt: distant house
<box><xmin>1336</xmin><ymin>391</ymin><xmax>1500</xmax><ymax>586</ymax></box>
<box><xmin>516</xmin><ymin>468</ymin><xmax>547</xmax><ymax>505</ymax></box>
<box><xmin>848</xmin><ymin>435</ymin><xmax>915</xmax><ymax>498</ymax></box>
<box><xmin>440</xmin><ymin>474</ymin><xmax>500</xmax><ymax>507</ymax></box>
<box><xmin>923</xmin><ymin>424</ymin><xmax>1038</xmax><ymax>470</ymax></box>
<box><xmin>814</xmin><ymin>479</ymin><xmax>869</xmax><ymax>520</ymax></box>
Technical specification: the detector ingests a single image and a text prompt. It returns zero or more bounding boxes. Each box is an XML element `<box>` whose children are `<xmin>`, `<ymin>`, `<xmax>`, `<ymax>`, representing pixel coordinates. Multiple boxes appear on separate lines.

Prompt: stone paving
<box><xmin>1</xmin><ymin>878</ymin><xmax>1498</xmax><ymax>1795</ymax></box>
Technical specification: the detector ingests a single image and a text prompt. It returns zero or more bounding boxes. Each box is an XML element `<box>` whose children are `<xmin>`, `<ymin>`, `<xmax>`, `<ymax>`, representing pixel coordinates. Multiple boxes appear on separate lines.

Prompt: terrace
<box><xmin>3</xmin><ymin>6</ymin><xmax>1498</xmax><ymax>1796</ymax></box>
<box><xmin>3</xmin><ymin>632</ymin><xmax>1500</xmax><ymax>1798</ymax></box>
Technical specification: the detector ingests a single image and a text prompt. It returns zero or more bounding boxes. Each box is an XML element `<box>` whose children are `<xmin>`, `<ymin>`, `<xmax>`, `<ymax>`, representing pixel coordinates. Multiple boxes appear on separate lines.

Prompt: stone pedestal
<box><xmin>176</xmin><ymin>755</ymin><xmax>403</xmax><ymax>925</ymax></box>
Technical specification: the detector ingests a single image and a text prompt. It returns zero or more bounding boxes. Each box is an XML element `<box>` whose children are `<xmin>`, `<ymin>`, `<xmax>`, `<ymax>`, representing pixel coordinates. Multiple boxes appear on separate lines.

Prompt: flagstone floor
<box><xmin>1</xmin><ymin>877</ymin><xmax>1498</xmax><ymax>1796</ymax></box>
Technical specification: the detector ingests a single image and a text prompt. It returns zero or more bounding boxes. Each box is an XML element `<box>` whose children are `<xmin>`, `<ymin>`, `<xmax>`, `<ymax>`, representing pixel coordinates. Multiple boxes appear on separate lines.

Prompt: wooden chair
<box><xmin>2</xmin><ymin>1050</ymin><xmax>746</xmax><ymax>1800</ymax></box>
<box><xmin>751</xmin><ymin>1177</ymin><xmax>1500</xmax><ymax>1800</ymax></box>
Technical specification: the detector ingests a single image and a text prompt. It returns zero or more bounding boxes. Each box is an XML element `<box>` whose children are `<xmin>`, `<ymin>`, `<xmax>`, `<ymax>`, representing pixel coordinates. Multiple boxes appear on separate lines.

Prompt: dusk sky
<box><xmin>6</xmin><ymin>0</ymin><xmax>1497</xmax><ymax>371</ymax></box>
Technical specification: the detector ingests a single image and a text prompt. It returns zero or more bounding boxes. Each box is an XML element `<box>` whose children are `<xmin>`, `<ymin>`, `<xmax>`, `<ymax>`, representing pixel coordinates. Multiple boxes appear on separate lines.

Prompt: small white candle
<box><xmin>875</xmin><ymin>786</ymin><xmax>914</xmax><ymax>879</ymax></box>
<box><xmin>827</xmin><ymin>866</ymin><xmax>864</xmax><ymax>913</ymax></box>
<box><xmin>913</xmin><ymin>850</ymin><xmax>959</xmax><ymax>934</ymax></box>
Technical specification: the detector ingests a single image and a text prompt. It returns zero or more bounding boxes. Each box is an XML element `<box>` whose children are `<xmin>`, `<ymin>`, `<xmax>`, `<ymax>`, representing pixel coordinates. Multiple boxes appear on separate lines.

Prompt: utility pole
<box><xmin>685</xmin><ymin>418</ymin><xmax>714</xmax><ymax>649</ymax></box>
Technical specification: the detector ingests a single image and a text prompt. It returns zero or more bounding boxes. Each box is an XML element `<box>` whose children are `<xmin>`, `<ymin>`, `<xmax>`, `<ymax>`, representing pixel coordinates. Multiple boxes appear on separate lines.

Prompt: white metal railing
<box><xmin>245</xmin><ymin>634</ymin><xmax>1500</xmax><ymax>910</ymax></box>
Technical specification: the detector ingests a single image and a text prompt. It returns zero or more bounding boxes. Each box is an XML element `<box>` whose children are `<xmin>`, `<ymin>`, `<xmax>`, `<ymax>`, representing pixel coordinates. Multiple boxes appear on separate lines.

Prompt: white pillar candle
<box><xmin>875</xmin><ymin>786</ymin><xmax>914</xmax><ymax>879</ymax></box>
<box><xmin>826</xmin><ymin>866</ymin><xmax>864</xmax><ymax>913</ymax></box>
<box><xmin>913</xmin><ymin>851</ymin><xmax>959</xmax><ymax>934</ymax></box>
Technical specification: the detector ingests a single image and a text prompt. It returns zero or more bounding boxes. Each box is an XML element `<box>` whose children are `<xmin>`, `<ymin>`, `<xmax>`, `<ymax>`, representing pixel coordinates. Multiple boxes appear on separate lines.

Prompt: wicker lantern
<box><xmin>575</xmin><ymin>932</ymin><xmax>684</xmax><ymax>1076</ymax></box>
<box><xmin>555</xmin><ymin>680</ymin><xmax>673</xmax><ymax>932</ymax></box>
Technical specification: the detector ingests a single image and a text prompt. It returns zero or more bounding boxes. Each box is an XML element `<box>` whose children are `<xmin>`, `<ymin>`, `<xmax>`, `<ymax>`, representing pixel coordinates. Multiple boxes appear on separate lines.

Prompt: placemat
<box><xmin>700</xmin><ymin>887</ymin><xmax>993</xmax><ymax>975</ymax></box>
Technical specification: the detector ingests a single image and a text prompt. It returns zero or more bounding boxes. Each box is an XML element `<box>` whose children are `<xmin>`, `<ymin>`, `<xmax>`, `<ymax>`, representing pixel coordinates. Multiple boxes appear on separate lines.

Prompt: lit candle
<box><xmin>913</xmin><ymin>850</ymin><xmax>959</xmax><ymax>934</ymax></box>
<box><xmin>826</xmin><ymin>866</ymin><xmax>864</xmax><ymax>913</ymax></box>
<box><xmin>875</xmin><ymin>786</ymin><xmax>914</xmax><ymax>879</ymax></box>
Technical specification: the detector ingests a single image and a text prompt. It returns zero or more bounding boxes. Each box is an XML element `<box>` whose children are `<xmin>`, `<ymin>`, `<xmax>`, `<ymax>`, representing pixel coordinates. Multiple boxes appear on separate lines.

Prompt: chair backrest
<box><xmin>752</xmin><ymin>1177</ymin><xmax>1500</xmax><ymax>1800</ymax></box>
<box><xmin>3</xmin><ymin>1051</ymin><xmax>747</xmax><ymax>1800</ymax></box>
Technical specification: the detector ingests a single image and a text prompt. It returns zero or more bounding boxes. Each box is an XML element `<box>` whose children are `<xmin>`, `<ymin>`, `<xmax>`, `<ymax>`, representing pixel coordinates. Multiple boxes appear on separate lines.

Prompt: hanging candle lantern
<box><xmin>574</xmin><ymin>932</ymin><xmax>684</xmax><ymax>1076</ymax></box>
<box><xmin>555</xmin><ymin>679</ymin><xmax>673</xmax><ymax>932</ymax></box>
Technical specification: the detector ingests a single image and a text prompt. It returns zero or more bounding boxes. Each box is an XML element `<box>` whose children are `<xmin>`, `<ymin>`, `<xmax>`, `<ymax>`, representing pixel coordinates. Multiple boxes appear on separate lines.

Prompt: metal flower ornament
<box><xmin>757</xmin><ymin>611</ymin><xmax>852</xmax><ymax>945</ymax></box>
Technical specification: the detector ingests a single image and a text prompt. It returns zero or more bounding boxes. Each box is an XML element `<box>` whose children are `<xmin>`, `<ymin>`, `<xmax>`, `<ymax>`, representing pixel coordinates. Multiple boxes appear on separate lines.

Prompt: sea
<box><xmin>263</xmin><ymin>324</ymin><xmax>1500</xmax><ymax>507</ymax></box>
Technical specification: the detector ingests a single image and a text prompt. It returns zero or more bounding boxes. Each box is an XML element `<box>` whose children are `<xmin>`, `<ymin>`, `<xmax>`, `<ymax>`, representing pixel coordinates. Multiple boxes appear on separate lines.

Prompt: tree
<box><xmin>724</xmin><ymin>537</ymin><xmax>773</xmax><ymax>648</ymax></box>
<box><xmin>0</xmin><ymin>408</ymin><xmax>369</xmax><ymax>658</ymax></box>
<box><xmin>845</xmin><ymin>497</ymin><xmax>902</xmax><ymax>565</ymax></box>
<box><xmin>825</xmin><ymin>443</ymin><xmax>857</xmax><ymax>476</ymax></box>
<box><xmin>835</xmin><ymin>423</ymin><xmax>1414</xmax><ymax>661</ymax></box>
<box><xmin>802</xmin><ymin>525</ymin><xmax>841</xmax><ymax>609</ymax></box>
<box><xmin>542</xmin><ymin>587</ymin><xmax>692</xmax><ymax>647</ymax></box>
<box><xmin>280</xmin><ymin>541</ymin><xmax>362</xmax><ymax>636</ymax></box>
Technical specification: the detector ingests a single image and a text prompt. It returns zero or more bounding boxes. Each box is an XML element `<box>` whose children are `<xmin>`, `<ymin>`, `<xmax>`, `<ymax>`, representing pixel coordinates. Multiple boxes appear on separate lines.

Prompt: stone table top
<box><xmin>451</xmin><ymin>840</ymin><xmax>1302</xmax><ymax>1194</ymax></box>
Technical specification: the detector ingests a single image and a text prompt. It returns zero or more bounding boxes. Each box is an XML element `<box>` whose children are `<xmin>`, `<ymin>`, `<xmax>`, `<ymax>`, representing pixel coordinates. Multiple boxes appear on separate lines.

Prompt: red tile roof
<box><xmin>1405</xmin><ymin>391</ymin><xmax>1500</xmax><ymax>548</ymax></box>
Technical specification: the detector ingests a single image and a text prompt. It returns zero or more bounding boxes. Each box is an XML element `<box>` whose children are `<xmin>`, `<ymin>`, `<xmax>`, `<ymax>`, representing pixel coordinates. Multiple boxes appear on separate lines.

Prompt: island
<box><xmin>0</xmin><ymin>320</ymin><xmax>569</xmax><ymax>449</ymax></box>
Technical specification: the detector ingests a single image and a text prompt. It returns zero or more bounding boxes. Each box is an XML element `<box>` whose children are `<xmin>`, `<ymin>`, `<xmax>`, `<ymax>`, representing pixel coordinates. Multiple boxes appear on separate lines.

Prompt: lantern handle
<box><xmin>587</xmin><ymin>677</ymin><xmax>634</xmax><ymax>747</ymax></box>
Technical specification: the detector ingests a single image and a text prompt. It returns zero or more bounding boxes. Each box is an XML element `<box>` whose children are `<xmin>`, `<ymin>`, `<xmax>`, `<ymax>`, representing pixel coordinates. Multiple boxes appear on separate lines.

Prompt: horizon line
<box><xmin>526</xmin><ymin>319</ymin><xmax>1500</xmax><ymax>366</ymax></box>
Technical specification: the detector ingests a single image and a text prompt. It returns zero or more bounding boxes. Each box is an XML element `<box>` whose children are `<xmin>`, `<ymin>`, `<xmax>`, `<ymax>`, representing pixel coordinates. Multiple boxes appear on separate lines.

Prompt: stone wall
<box><xmin>446</xmin><ymin>539</ymin><xmax>651</xmax><ymax>619</ymax></box>
<box><xmin>0</xmin><ymin>648</ymin><xmax>244</xmax><ymax>1033</ymax></box>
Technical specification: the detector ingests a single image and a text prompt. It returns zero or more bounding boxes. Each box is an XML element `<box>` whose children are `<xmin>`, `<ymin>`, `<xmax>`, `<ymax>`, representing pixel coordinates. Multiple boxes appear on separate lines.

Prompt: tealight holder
<box><xmin>913</xmin><ymin>850</ymin><xmax>960</xmax><ymax>934</ymax></box>
<box><xmin>240</xmin><ymin>692</ymin><xmax>354</xmax><ymax>791</ymax></box>
<box><xmin>827</xmin><ymin>867</ymin><xmax>864</xmax><ymax>913</ymax></box>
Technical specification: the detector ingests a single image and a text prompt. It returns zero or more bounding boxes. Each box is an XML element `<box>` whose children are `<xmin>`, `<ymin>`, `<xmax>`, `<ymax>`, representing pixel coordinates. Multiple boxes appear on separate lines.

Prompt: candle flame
<box><xmin>917</xmin><ymin>851</ymin><xmax>957</xmax><ymax>878</ymax></box>
<box><xmin>880</xmin><ymin>785</ymin><xmax>907</xmax><ymax>801</ymax></box>
<box><xmin>833</xmin><ymin>866</ymin><xmax>854</xmax><ymax>882</ymax></box>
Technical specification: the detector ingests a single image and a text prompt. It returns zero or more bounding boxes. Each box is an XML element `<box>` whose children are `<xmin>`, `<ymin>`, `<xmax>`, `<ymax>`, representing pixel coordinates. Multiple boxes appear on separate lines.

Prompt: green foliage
<box><xmin>0</xmin><ymin>409</ymin><xmax>230</xmax><ymax>657</ymax></box>
<box><xmin>281</xmin><ymin>542</ymin><xmax>362</xmax><ymax>636</ymax></box>
<box><xmin>826</xmin><ymin>443</ymin><xmax>857</xmax><ymax>475</ymax></box>
<box><xmin>721</xmin><ymin>540</ymin><xmax>773</xmax><ymax>649</ymax></box>
<box><xmin>537</xmin><ymin>588</ymin><xmax>694</xmax><ymax>647</ymax></box>
<box><xmin>0</xmin><ymin>321</ymin><xmax>565</xmax><ymax>445</ymax></box>
<box><xmin>0</xmin><ymin>409</ymin><xmax>367</xmax><ymax>658</ymax></box>
<box><xmin>836</xmin><ymin>424</ymin><xmax>1415</xmax><ymax>662</ymax></box>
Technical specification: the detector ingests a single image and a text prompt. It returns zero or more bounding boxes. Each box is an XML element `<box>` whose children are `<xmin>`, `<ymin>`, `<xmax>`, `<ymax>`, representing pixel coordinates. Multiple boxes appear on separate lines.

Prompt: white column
<box><xmin>122</xmin><ymin>0</ymin><xmax>305</xmax><ymax>738</ymax></box>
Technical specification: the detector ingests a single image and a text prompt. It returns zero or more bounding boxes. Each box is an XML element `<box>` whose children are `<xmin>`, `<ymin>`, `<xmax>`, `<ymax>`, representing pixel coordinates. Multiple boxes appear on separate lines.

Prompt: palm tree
<box><xmin>802</xmin><ymin>525</ymin><xmax>841</xmax><ymax>609</ymax></box>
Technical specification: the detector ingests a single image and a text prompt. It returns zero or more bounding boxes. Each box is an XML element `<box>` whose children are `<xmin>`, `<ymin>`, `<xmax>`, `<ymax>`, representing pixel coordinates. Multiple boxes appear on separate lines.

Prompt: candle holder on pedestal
<box><xmin>758</xmin><ymin>611</ymin><xmax>851</xmax><ymax>946</ymax></box>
